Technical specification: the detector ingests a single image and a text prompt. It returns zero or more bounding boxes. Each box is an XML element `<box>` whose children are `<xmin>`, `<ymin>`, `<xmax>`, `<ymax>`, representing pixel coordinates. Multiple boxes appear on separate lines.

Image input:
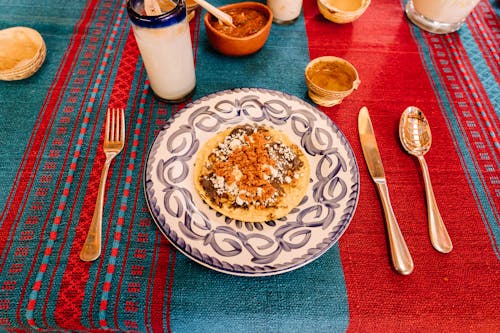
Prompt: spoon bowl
<box><xmin>399</xmin><ymin>106</ymin><xmax>431</xmax><ymax>156</ymax></box>
<box><xmin>399</xmin><ymin>106</ymin><xmax>452</xmax><ymax>254</ymax></box>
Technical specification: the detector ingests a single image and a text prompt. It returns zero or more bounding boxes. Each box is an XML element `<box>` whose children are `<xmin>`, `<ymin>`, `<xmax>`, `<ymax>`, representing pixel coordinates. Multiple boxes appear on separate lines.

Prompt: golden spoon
<box><xmin>399</xmin><ymin>106</ymin><xmax>453</xmax><ymax>253</ymax></box>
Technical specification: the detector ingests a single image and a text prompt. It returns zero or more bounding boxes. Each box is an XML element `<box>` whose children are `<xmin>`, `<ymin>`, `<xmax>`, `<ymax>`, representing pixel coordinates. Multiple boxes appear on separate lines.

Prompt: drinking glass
<box><xmin>405</xmin><ymin>0</ymin><xmax>480</xmax><ymax>34</ymax></box>
<box><xmin>267</xmin><ymin>0</ymin><xmax>303</xmax><ymax>25</ymax></box>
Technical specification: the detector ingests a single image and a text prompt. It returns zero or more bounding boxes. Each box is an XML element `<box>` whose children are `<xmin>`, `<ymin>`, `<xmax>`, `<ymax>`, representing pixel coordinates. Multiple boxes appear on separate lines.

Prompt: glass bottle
<box><xmin>127</xmin><ymin>0</ymin><xmax>196</xmax><ymax>102</ymax></box>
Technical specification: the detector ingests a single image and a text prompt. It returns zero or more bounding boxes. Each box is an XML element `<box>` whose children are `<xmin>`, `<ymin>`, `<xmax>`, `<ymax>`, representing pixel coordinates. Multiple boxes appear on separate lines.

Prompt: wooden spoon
<box><xmin>144</xmin><ymin>0</ymin><xmax>162</xmax><ymax>15</ymax></box>
<box><xmin>194</xmin><ymin>0</ymin><xmax>236</xmax><ymax>27</ymax></box>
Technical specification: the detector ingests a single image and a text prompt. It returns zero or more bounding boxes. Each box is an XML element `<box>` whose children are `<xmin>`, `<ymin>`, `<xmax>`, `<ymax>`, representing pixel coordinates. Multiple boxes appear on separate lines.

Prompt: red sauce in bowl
<box><xmin>210</xmin><ymin>8</ymin><xmax>268</xmax><ymax>38</ymax></box>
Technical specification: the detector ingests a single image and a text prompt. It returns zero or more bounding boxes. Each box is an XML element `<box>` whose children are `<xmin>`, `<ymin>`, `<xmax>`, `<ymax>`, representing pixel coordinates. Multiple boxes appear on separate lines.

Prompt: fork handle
<box><xmin>80</xmin><ymin>157</ymin><xmax>112</xmax><ymax>261</ymax></box>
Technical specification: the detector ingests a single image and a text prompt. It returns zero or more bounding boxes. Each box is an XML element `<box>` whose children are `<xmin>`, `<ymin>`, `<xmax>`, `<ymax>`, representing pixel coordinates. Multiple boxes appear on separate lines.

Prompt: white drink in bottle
<box><xmin>127</xmin><ymin>0</ymin><xmax>196</xmax><ymax>102</ymax></box>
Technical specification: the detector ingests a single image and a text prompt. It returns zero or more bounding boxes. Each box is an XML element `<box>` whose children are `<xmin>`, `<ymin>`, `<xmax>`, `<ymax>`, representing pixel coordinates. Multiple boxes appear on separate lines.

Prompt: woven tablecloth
<box><xmin>0</xmin><ymin>0</ymin><xmax>498</xmax><ymax>331</ymax></box>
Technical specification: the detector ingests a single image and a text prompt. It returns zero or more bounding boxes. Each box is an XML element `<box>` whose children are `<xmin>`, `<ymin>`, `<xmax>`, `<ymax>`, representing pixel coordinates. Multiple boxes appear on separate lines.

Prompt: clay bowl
<box><xmin>305</xmin><ymin>56</ymin><xmax>360</xmax><ymax>107</ymax></box>
<box><xmin>204</xmin><ymin>2</ymin><xmax>273</xmax><ymax>56</ymax></box>
<box><xmin>318</xmin><ymin>0</ymin><xmax>371</xmax><ymax>24</ymax></box>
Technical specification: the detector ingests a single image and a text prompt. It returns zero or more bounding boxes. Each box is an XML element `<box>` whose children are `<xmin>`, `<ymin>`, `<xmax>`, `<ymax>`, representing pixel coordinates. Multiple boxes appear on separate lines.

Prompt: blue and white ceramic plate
<box><xmin>144</xmin><ymin>88</ymin><xmax>359</xmax><ymax>276</ymax></box>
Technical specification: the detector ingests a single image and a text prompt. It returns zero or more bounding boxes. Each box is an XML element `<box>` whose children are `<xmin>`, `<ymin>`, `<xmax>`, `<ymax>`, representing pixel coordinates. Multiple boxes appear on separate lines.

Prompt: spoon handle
<box><xmin>375</xmin><ymin>182</ymin><xmax>414</xmax><ymax>275</ymax></box>
<box><xmin>417</xmin><ymin>155</ymin><xmax>453</xmax><ymax>253</ymax></box>
<box><xmin>194</xmin><ymin>0</ymin><xmax>236</xmax><ymax>27</ymax></box>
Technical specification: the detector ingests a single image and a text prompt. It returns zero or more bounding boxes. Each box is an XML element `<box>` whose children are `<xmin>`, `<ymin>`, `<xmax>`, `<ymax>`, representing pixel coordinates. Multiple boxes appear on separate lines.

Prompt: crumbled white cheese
<box><xmin>232</xmin><ymin>166</ymin><xmax>242</xmax><ymax>181</ymax></box>
<box><xmin>211</xmin><ymin>175</ymin><xmax>226</xmax><ymax>195</ymax></box>
<box><xmin>227</xmin><ymin>182</ymin><xmax>239</xmax><ymax>196</ymax></box>
<box><xmin>235</xmin><ymin>196</ymin><xmax>245</xmax><ymax>206</ymax></box>
<box><xmin>229</xmin><ymin>138</ymin><xmax>244</xmax><ymax>150</ymax></box>
<box><xmin>269</xmin><ymin>165</ymin><xmax>278</xmax><ymax>178</ymax></box>
<box><xmin>212</xmin><ymin>129</ymin><xmax>250</xmax><ymax>161</ymax></box>
<box><xmin>266</xmin><ymin>141</ymin><xmax>297</xmax><ymax>183</ymax></box>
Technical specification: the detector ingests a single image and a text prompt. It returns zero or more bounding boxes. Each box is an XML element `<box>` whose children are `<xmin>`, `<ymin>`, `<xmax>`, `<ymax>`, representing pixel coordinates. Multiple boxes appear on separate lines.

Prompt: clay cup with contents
<box><xmin>204</xmin><ymin>2</ymin><xmax>273</xmax><ymax>56</ymax></box>
<box><xmin>305</xmin><ymin>56</ymin><xmax>360</xmax><ymax>107</ymax></box>
<box><xmin>318</xmin><ymin>0</ymin><xmax>371</xmax><ymax>24</ymax></box>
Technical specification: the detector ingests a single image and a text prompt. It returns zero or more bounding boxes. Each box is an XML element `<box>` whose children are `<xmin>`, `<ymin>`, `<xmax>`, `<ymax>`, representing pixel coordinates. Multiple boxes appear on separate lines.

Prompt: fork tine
<box><xmin>119</xmin><ymin>108</ymin><xmax>125</xmax><ymax>143</ymax></box>
<box><xmin>116</xmin><ymin>108</ymin><xmax>120</xmax><ymax>141</ymax></box>
<box><xmin>115</xmin><ymin>108</ymin><xmax>120</xmax><ymax>141</ymax></box>
<box><xmin>111</xmin><ymin>108</ymin><xmax>117</xmax><ymax>141</ymax></box>
<box><xmin>105</xmin><ymin>108</ymin><xmax>111</xmax><ymax>142</ymax></box>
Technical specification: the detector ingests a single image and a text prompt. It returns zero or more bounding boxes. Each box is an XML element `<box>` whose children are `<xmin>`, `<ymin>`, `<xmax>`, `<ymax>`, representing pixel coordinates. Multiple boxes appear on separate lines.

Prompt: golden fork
<box><xmin>80</xmin><ymin>108</ymin><xmax>125</xmax><ymax>261</ymax></box>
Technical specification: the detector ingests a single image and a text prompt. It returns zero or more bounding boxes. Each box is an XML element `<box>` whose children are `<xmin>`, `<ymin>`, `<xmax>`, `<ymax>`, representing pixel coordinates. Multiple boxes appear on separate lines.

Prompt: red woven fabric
<box><xmin>303</xmin><ymin>0</ymin><xmax>499</xmax><ymax>331</ymax></box>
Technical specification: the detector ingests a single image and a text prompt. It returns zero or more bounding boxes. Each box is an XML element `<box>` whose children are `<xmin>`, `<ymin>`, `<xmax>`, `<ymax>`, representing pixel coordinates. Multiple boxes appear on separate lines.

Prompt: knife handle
<box><xmin>375</xmin><ymin>182</ymin><xmax>414</xmax><ymax>275</ymax></box>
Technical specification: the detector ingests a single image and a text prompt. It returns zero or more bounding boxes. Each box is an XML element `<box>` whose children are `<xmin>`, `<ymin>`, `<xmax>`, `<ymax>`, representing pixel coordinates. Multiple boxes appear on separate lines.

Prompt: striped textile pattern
<box><xmin>0</xmin><ymin>0</ymin><xmax>498</xmax><ymax>332</ymax></box>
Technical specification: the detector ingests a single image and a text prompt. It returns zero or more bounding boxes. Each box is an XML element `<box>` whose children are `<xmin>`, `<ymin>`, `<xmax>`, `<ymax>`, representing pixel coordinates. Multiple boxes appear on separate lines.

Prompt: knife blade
<box><xmin>358</xmin><ymin>106</ymin><xmax>414</xmax><ymax>275</ymax></box>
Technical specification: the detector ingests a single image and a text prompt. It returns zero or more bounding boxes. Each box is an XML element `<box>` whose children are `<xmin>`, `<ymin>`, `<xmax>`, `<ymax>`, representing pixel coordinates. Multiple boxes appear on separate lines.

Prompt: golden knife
<box><xmin>358</xmin><ymin>106</ymin><xmax>414</xmax><ymax>275</ymax></box>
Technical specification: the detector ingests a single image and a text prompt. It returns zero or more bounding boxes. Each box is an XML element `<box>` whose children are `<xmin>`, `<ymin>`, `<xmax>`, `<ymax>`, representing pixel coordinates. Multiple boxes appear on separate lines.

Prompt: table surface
<box><xmin>0</xmin><ymin>0</ymin><xmax>499</xmax><ymax>332</ymax></box>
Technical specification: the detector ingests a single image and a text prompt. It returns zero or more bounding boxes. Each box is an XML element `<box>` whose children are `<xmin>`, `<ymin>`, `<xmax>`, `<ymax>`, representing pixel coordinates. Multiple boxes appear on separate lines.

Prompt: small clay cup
<box><xmin>305</xmin><ymin>56</ymin><xmax>360</xmax><ymax>107</ymax></box>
